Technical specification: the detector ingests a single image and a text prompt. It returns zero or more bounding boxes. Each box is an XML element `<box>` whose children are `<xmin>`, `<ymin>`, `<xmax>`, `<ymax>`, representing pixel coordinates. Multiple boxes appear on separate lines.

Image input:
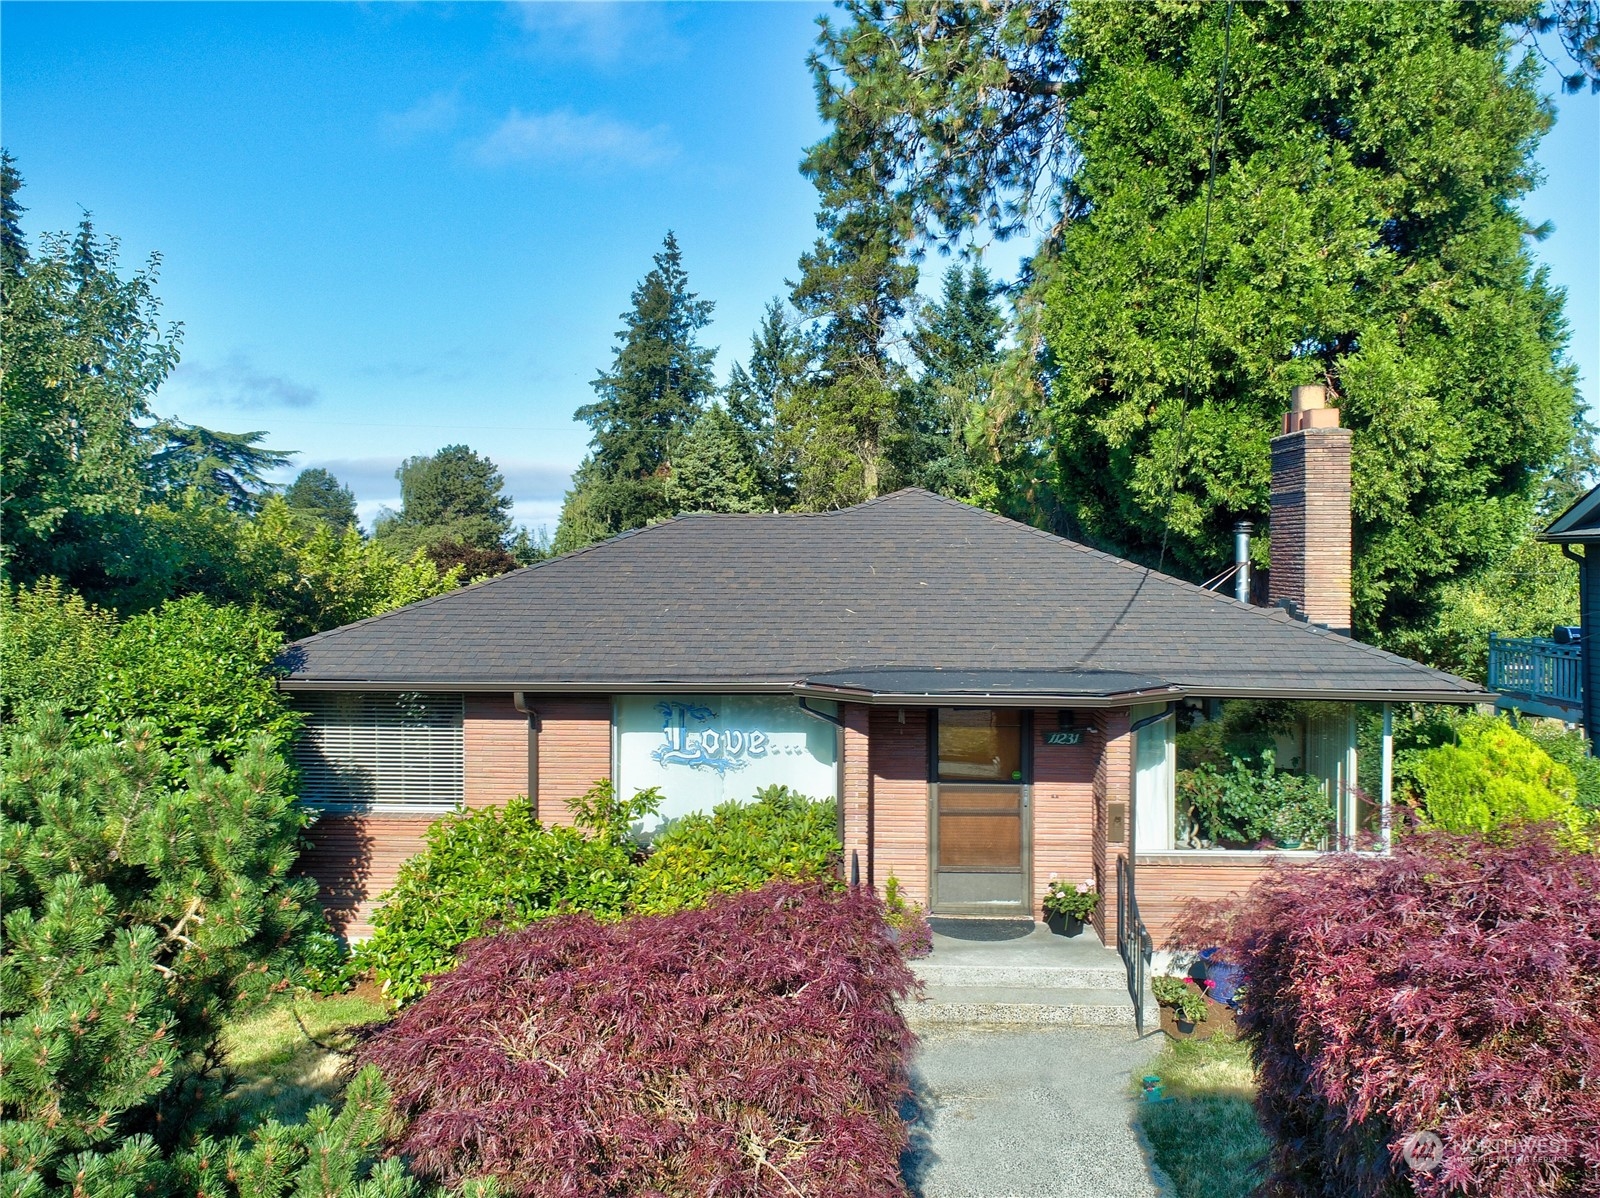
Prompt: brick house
<box><xmin>281</xmin><ymin>389</ymin><xmax>1484</xmax><ymax>944</ymax></box>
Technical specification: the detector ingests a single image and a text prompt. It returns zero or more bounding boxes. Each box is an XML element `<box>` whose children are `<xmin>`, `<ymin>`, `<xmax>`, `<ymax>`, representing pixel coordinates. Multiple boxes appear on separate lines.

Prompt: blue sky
<box><xmin>3</xmin><ymin>2</ymin><xmax>1595</xmax><ymax>534</ymax></box>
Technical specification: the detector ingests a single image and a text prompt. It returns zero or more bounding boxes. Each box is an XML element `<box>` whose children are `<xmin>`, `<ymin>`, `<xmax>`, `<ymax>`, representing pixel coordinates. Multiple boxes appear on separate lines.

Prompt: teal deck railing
<box><xmin>1487</xmin><ymin>634</ymin><xmax>1582</xmax><ymax>712</ymax></box>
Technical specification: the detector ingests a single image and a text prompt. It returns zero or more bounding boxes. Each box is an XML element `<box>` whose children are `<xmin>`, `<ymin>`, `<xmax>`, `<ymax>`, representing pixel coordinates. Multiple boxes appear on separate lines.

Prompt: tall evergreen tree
<box><xmin>806</xmin><ymin>0</ymin><xmax>1589</xmax><ymax>650</ymax></box>
<box><xmin>1</xmin><ymin>149</ymin><xmax>28</xmax><ymax>277</ymax></box>
<box><xmin>283</xmin><ymin>466</ymin><xmax>358</xmax><ymax>533</ymax></box>
<box><xmin>557</xmin><ymin>233</ymin><xmax>717</xmax><ymax>546</ymax></box>
<box><xmin>669</xmin><ymin>405</ymin><xmax>765</xmax><ymax>514</ymax></box>
<box><xmin>725</xmin><ymin>299</ymin><xmax>812</xmax><ymax>508</ymax></box>
<box><xmin>895</xmin><ymin>264</ymin><xmax>1008</xmax><ymax>500</ymax></box>
<box><xmin>787</xmin><ymin>74</ymin><xmax>920</xmax><ymax>510</ymax></box>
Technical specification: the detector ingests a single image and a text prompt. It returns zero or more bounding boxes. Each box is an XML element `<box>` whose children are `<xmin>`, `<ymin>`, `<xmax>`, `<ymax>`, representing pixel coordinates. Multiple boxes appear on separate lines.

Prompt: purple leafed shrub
<box><xmin>1224</xmin><ymin>829</ymin><xmax>1600</xmax><ymax>1198</ymax></box>
<box><xmin>359</xmin><ymin>881</ymin><xmax>918</xmax><ymax>1197</ymax></box>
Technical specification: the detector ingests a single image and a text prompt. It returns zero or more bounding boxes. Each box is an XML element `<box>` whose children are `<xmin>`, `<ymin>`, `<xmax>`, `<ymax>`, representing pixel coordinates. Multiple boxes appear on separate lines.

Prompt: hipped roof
<box><xmin>279</xmin><ymin>489</ymin><xmax>1485</xmax><ymax>705</ymax></box>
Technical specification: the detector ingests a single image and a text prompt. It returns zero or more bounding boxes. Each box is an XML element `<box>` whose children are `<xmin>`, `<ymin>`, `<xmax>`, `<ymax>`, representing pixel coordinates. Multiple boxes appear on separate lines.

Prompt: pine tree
<box><xmin>1</xmin><ymin>206</ymin><xmax>180</xmax><ymax>591</ymax></box>
<box><xmin>669</xmin><ymin>405</ymin><xmax>765</xmax><ymax>514</ymax></box>
<box><xmin>0</xmin><ymin>711</ymin><xmax>319</xmax><ymax>1188</ymax></box>
<box><xmin>788</xmin><ymin>82</ymin><xmax>920</xmax><ymax>509</ymax></box>
<box><xmin>558</xmin><ymin>233</ymin><xmax>717</xmax><ymax>547</ymax></box>
<box><xmin>283</xmin><ymin>466</ymin><xmax>358</xmax><ymax>533</ymax></box>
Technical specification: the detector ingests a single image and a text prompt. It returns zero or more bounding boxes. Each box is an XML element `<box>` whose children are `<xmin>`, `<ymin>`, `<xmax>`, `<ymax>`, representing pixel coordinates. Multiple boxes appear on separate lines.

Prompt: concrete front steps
<box><xmin>901</xmin><ymin>922</ymin><xmax>1149</xmax><ymax>1029</ymax></box>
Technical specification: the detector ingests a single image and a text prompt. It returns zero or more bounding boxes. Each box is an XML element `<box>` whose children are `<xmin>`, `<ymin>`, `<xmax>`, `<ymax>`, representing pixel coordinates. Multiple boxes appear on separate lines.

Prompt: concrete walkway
<box><xmin>903</xmin><ymin>1025</ymin><xmax>1169</xmax><ymax>1198</ymax></box>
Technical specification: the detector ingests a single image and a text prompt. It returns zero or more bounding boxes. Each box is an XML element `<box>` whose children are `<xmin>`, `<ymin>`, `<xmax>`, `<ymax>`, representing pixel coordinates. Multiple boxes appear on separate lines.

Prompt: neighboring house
<box><xmin>280</xmin><ymin>387</ymin><xmax>1484</xmax><ymax>945</ymax></box>
<box><xmin>1490</xmin><ymin>486</ymin><xmax>1600</xmax><ymax>738</ymax></box>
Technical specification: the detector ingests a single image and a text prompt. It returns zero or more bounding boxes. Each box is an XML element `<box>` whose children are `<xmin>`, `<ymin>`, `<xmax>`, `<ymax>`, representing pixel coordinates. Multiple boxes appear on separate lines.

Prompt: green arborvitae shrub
<box><xmin>1408</xmin><ymin>715</ymin><xmax>1592</xmax><ymax>849</ymax></box>
<box><xmin>356</xmin><ymin>786</ymin><xmax>651</xmax><ymax>1006</ymax></box>
<box><xmin>0</xmin><ymin>709</ymin><xmax>320</xmax><ymax>1191</ymax></box>
<box><xmin>631</xmin><ymin>786</ymin><xmax>841</xmax><ymax>915</ymax></box>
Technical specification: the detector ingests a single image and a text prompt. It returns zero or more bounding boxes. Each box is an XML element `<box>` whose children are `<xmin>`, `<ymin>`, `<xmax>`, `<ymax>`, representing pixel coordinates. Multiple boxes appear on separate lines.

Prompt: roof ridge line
<box><xmin>927</xmin><ymin>493</ymin><xmax>1471</xmax><ymax>685</ymax></box>
<box><xmin>288</xmin><ymin>493</ymin><xmax>938</xmax><ymax>648</ymax></box>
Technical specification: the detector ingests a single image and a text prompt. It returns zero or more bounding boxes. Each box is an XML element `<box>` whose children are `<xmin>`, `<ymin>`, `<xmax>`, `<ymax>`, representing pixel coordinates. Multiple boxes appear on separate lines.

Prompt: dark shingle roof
<box><xmin>280</xmin><ymin>489</ymin><xmax>1484</xmax><ymax>702</ymax></box>
<box><xmin>1541</xmin><ymin>483</ymin><xmax>1600</xmax><ymax>543</ymax></box>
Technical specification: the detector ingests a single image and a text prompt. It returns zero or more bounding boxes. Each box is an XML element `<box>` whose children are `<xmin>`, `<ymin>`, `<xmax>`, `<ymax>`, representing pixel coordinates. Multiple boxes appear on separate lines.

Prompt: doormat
<box><xmin>928</xmin><ymin>917</ymin><xmax>1035</xmax><ymax>942</ymax></box>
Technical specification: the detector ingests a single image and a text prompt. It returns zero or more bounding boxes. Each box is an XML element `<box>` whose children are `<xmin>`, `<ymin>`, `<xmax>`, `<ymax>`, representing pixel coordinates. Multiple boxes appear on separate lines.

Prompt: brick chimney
<box><xmin>1268</xmin><ymin>385</ymin><xmax>1352</xmax><ymax>636</ymax></box>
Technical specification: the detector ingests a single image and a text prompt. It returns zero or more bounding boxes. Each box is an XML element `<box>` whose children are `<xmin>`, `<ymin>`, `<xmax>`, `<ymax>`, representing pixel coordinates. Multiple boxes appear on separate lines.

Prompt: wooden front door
<box><xmin>930</xmin><ymin>708</ymin><xmax>1030</xmax><ymax>913</ymax></box>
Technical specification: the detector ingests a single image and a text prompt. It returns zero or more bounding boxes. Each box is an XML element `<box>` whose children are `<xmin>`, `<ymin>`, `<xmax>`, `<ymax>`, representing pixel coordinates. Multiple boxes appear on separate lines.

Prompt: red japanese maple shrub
<box><xmin>1225</xmin><ymin>829</ymin><xmax>1600</xmax><ymax>1198</ymax></box>
<box><xmin>358</xmin><ymin>881</ymin><xmax>918</xmax><ymax>1197</ymax></box>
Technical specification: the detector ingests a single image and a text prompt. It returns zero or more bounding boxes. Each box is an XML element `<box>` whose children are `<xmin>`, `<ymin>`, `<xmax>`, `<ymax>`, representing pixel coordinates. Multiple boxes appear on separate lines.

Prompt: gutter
<box><xmin>511</xmin><ymin>692</ymin><xmax>541</xmax><ymax>816</ymax></box>
<box><xmin>277</xmin><ymin>677</ymin><xmax>1488</xmax><ymax>706</ymax></box>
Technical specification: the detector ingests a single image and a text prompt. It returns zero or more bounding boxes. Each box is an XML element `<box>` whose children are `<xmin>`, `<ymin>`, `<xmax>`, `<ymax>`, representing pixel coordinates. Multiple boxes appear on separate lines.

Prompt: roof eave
<box><xmin>277</xmin><ymin>677</ymin><xmax>1489</xmax><ymax>705</ymax></box>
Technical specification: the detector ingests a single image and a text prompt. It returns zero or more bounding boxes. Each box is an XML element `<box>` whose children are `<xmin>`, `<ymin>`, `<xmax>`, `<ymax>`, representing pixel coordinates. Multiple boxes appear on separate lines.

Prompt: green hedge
<box><xmin>631</xmin><ymin>786</ymin><xmax>841</xmax><ymax>915</ymax></box>
<box><xmin>356</xmin><ymin>791</ymin><xmax>641</xmax><ymax>1005</ymax></box>
<box><xmin>355</xmin><ymin>784</ymin><xmax>842</xmax><ymax>1003</ymax></box>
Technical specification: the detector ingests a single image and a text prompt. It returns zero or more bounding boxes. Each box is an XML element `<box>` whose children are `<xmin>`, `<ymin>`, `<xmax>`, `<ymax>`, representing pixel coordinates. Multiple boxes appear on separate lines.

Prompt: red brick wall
<box><xmin>1030</xmin><ymin>711</ymin><xmax>1097</xmax><ymax>921</ymax></box>
<box><xmin>869</xmin><ymin>706</ymin><xmax>929</xmax><ymax>908</ymax></box>
<box><xmin>529</xmin><ymin>698</ymin><xmax>613</xmax><ymax>825</ymax></box>
<box><xmin>1135</xmin><ymin>855</ymin><xmax>1288</xmax><ymax>947</ymax></box>
<box><xmin>464</xmin><ymin>694</ymin><xmax>529</xmax><ymax>809</ymax></box>
<box><xmin>1269</xmin><ymin>426</ymin><xmax>1353</xmax><ymax>634</ymax></box>
<box><xmin>1093</xmin><ymin>708</ymin><xmax>1133</xmax><ymax>942</ymax></box>
<box><xmin>841</xmin><ymin>704</ymin><xmax>871</xmax><ymax>886</ymax></box>
<box><xmin>298</xmin><ymin>812</ymin><xmax>438</xmax><ymax>938</ymax></box>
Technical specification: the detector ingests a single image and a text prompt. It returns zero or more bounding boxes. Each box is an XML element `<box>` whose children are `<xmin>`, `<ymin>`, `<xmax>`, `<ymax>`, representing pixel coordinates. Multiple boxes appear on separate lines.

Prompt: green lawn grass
<box><xmin>221</xmin><ymin>990</ymin><xmax>391</xmax><ymax>1126</ymax></box>
<box><xmin>1135</xmin><ymin>1033</ymin><xmax>1272</xmax><ymax>1198</ymax></box>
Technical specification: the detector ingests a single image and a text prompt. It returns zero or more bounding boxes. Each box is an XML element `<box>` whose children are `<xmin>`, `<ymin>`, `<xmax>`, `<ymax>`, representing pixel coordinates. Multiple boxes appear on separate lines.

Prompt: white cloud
<box><xmin>505</xmin><ymin>2</ymin><xmax>683</xmax><ymax>65</ymax></box>
<box><xmin>382</xmin><ymin>91</ymin><xmax>462</xmax><ymax>143</ymax></box>
<box><xmin>471</xmin><ymin>107</ymin><xmax>674</xmax><ymax>168</ymax></box>
<box><xmin>171</xmin><ymin>352</ymin><xmax>319</xmax><ymax>410</ymax></box>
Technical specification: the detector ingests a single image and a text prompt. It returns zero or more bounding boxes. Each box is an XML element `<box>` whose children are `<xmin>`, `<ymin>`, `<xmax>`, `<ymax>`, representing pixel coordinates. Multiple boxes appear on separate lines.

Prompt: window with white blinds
<box><xmin>292</xmin><ymin>692</ymin><xmax>464</xmax><ymax>811</ymax></box>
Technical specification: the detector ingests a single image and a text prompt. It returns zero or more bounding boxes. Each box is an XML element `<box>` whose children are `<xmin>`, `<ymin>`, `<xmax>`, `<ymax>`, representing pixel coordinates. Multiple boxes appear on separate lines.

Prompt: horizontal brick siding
<box><xmin>464</xmin><ymin>694</ymin><xmax>529</xmax><ymax>809</ymax></box>
<box><xmin>869</xmin><ymin>707</ymin><xmax>929</xmax><ymax>908</ymax></box>
<box><xmin>298</xmin><ymin>813</ymin><xmax>439</xmax><ymax>938</ymax></box>
<box><xmin>1030</xmin><ymin>712</ymin><xmax>1097</xmax><ymax>921</ymax></box>
<box><xmin>1094</xmin><ymin>708</ymin><xmax>1133</xmax><ymax>943</ymax></box>
<box><xmin>1135</xmin><ymin>857</ymin><xmax>1294</xmax><ymax>947</ymax></box>
<box><xmin>841</xmin><ymin>704</ymin><xmax>871</xmax><ymax>887</ymax></box>
<box><xmin>531</xmin><ymin>699</ymin><xmax>613</xmax><ymax>825</ymax></box>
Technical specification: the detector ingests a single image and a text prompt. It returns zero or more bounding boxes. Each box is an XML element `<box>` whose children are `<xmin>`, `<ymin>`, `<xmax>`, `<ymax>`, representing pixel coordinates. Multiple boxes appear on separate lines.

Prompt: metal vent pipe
<box><xmin>1233</xmin><ymin>520</ymin><xmax>1253</xmax><ymax>604</ymax></box>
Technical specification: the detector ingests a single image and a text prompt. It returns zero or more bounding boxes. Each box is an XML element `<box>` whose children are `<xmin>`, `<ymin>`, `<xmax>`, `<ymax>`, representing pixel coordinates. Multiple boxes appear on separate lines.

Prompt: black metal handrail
<box><xmin>1116</xmin><ymin>853</ymin><xmax>1153</xmax><ymax>1034</ymax></box>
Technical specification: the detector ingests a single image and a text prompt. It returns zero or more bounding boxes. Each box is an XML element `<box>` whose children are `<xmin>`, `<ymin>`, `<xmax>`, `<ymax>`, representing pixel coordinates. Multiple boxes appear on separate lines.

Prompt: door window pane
<box><xmin>937</xmin><ymin>708</ymin><xmax>1023</xmax><ymax>781</ymax></box>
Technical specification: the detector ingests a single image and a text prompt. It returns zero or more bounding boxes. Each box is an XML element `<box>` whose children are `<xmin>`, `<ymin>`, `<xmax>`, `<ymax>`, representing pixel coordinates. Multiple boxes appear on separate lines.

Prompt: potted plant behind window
<box><xmin>1266</xmin><ymin>777</ymin><xmax>1335</xmax><ymax>850</ymax></box>
<box><xmin>1042</xmin><ymin>875</ymin><xmax>1100</xmax><ymax>936</ymax></box>
<box><xmin>1151</xmin><ymin>975</ymin><xmax>1212</xmax><ymax>1039</ymax></box>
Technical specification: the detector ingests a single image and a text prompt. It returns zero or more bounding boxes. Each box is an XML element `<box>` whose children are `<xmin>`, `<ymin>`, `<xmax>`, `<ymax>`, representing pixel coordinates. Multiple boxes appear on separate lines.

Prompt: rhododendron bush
<box><xmin>1225</xmin><ymin>830</ymin><xmax>1600</xmax><ymax>1198</ymax></box>
<box><xmin>358</xmin><ymin>881</ymin><xmax>916</xmax><ymax>1197</ymax></box>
